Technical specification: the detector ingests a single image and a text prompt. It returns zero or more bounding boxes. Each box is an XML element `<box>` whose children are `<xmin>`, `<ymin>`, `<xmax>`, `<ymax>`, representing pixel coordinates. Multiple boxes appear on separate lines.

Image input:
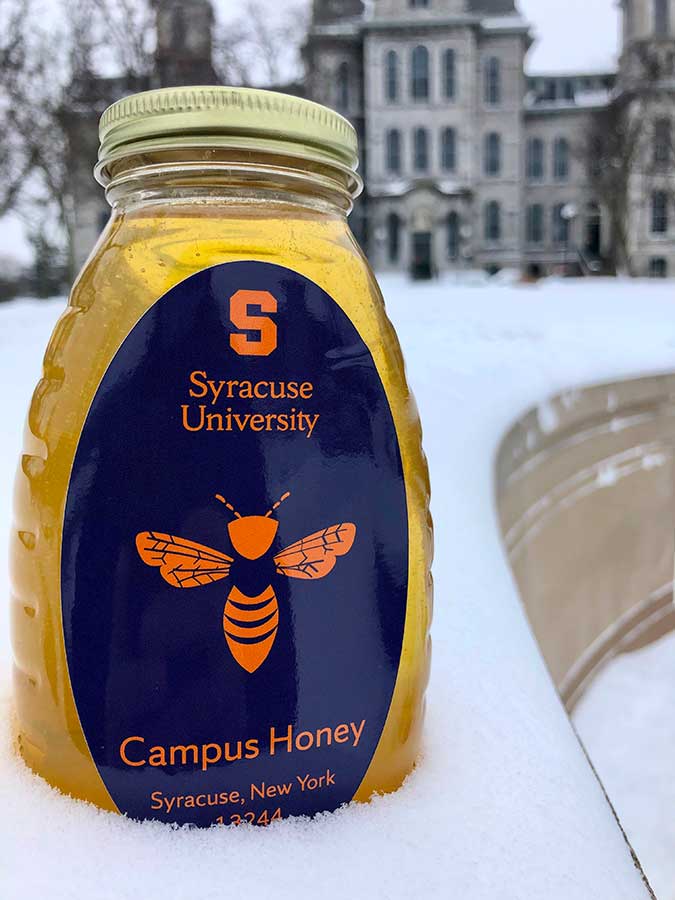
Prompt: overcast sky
<box><xmin>212</xmin><ymin>0</ymin><xmax>621</xmax><ymax>74</ymax></box>
<box><xmin>517</xmin><ymin>0</ymin><xmax>619</xmax><ymax>72</ymax></box>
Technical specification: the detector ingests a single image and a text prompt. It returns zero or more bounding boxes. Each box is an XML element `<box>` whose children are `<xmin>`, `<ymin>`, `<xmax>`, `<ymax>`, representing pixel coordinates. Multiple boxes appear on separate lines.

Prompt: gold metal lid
<box><xmin>97</xmin><ymin>85</ymin><xmax>360</xmax><ymax>191</ymax></box>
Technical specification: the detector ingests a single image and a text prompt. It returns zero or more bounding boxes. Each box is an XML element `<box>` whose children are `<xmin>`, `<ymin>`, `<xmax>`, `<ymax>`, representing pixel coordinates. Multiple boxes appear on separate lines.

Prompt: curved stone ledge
<box><xmin>496</xmin><ymin>373</ymin><xmax>675</xmax><ymax>710</ymax></box>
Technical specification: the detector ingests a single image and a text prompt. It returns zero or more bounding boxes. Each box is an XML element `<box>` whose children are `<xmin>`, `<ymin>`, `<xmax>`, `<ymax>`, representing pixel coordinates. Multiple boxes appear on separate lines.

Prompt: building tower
<box><xmin>305</xmin><ymin>1</ymin><xmax>368</xmax><ymax>247</ymax></box>
<box><xmin>311</xmin><ymin>0</ymin><xmax>365</xmax><ymax>24</ymax></box>
<box><xmin>153</xmin><ymin>0</ymin><xmax>218</xmax><ymax>87</ymax></box>
<box><xmin>619</xmin><ymin>0</ymin><xmax>675</xmax><ymax>276</ymax></box>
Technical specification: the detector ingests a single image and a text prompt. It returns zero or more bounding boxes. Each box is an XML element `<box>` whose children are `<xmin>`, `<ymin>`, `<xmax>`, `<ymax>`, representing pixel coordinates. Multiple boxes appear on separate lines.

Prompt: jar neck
<box><xmin>103</xmin><ymin>150</ymin><xmax>359</xmax><ymax>219</ymax></box>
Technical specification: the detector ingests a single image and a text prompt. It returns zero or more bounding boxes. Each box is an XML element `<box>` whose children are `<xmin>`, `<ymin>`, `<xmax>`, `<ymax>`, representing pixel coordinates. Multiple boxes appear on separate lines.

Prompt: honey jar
<box><xmin>10</xmin><ymin>87</ymin><xmax>433</xmax><ymax>825</ymax></box>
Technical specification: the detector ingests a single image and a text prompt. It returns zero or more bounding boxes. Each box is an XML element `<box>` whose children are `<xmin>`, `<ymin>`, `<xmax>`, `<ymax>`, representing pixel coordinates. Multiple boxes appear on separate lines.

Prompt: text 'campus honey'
<box><xmin>10</xmin><ymin>86</ymin><xmax>433</xmax><ymax>827</ymax></box>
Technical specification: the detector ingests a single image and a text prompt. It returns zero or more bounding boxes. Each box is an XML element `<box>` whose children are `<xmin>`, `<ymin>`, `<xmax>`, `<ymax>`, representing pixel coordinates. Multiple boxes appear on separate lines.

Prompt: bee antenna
<box><xmin>265</xmin><ymin>491</ymin><xmax>291</xmax><ymax>518</ymax></box>
<box><xmin>215</xmin><ymin>495</ymin><xmax>242</xmax><ymax>519</ymax></box>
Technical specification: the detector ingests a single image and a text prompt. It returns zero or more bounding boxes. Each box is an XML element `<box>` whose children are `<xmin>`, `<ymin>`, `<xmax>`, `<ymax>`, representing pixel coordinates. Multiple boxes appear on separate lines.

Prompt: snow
<box><xmin>3</xmin><ymin>277</ymin><xmax>675</xmax><ymax>899</ymax></box>
<box><xmin>576</xmin><ymin>631</ymin><xmax>675</xmax><ymax>900</ymax></box>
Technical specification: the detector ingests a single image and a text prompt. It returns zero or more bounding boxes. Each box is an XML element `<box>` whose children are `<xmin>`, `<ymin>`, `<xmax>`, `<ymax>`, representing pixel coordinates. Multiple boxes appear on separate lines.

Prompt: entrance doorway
<box><xmin>585</xmin><ymin>205</ymin><xmax>602</xmax><ymax>257</ymax></box>
<box><xmin>411</xmin><ymin>231</ymin><xmax>434</xmax><ymax>280</ymax></box>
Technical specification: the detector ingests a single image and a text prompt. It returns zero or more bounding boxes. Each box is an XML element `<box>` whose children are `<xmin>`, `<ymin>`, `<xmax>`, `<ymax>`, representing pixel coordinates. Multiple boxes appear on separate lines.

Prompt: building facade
<box><xmin>67</xmin><ymin>0</ymin><xmax>675</xmax><ymax>278</ymax></box>
<box><xmin>305</xmin><ymin>0</ymin><xmax>675</xmax><ymax>277</ymax></box>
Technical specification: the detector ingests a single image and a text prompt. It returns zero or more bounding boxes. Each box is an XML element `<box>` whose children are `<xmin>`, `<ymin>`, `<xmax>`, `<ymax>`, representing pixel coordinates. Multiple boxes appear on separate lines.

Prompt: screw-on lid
<box><xmin>97</xmin><ymin>85</ymin><xmax>360</xmax><ymax>193</ymax></box>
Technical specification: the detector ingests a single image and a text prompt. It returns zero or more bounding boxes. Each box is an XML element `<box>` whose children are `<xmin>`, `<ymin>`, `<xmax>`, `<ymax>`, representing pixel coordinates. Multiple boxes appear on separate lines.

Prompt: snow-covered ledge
<box><xmin>5</xmin><ymin>281</ymin><xmax>674</xmax><ymax>899</ymax></box>
<box><xmin>496</xmin><ymin>374</ymin><xmax>675</xmax><ymax>710</ymax></box>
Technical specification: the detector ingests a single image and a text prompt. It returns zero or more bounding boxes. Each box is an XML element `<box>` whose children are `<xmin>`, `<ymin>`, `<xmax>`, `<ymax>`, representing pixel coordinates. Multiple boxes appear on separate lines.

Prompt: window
<box><xmin>484</xmin><ymin>200</ymin><xmax>501</xmax><ymax>242</ymax></box>
<box><xmin>443</xmin><ymin>49</ymin><xmax>456</xmax><ymax>100</ymax></box>
<box><xmin>484</xmin><ymin>57</ymin><xmax>501</xmax><ymax>105</ymax></box>
<box><xmin>386</xmin><ymin>129</ymin><xmax>402</xmax><ymax>173</ymax></box>
<box><xmin>385</xmin><ymin>50</ymin><xmax>399</xmax><ymax>103</ymax></box>
<box><xmin>447</xmin><ymin>211</ymin><xmax>460</xmax><ymax>260</ymax></box>
<box><xmin>543</xmin><ymin>79</ymin><xmax>556</xmax><ymax>102</ymax></box>
<box><xmin>649</xmin><ymin>256</ymin><xmax>668</xmax><ymax>277</ymax></box>
<box><xmin>652</xmin><ymin>190</ymin><xmax>669</xmax><ymax>233</ymax></box>
<box><xmin>484</xmin><ymin>132</ymin><xmax>501</xmax><ymax>176</ymax></box>
<box><xmin>411</xmin><ymin>46</ymin><xmax>430</xmax><ymax>100</ymax></box>
<box><xmin>552</xmin><ymin>204</ymin><xmax>571</xmax><ymax>245</ymax></box>
<box><xmin>413</xmin><ymin>127</ymin><xmax>429</xmax><ymax>171</ymax></box>
<box><xmin>655</xmin><ymin>0</ymin><xmax>670</xmax><ymax>34</ymax></box>
<box><xmin>336</xmin><ymin>62</ymin><xmax>350</xmax><ymax>111</ymax></box>
<box><xmin>526</xmin><ymin>204</ymin><xmax>544</xmax><ymax>244</ymax></box>
<box><xmin>387</xmin><ymin>213</ymin><xmax>401</xmax><ymax>262</ymax></box>
<box><xmin>441</xmin><ymin>127</ymin><xmax>457</xmax><ymax>171</ymax></box>
<box><xmin>562</xmin><ymin>80</ymin><xmax>575</xmax><ymax>101</ymax></box>
<box><xmin>410</xmin><ymin>0</ymin><xmax>430</xmax><ymax>6</ymax></box>
<box><xmin>553</xmin><ymin>138</ymin><xmax>570</xmax><ymax>181</ymax></box>
<box><xmin>654</xmin><ymin>118</ymin><xmax>671</xmax><ymax>165</ymax></box>
<box><xmin>526</xmin><ymin>138</ymin><xmax>544</xmax><ymax>180</ymax></box>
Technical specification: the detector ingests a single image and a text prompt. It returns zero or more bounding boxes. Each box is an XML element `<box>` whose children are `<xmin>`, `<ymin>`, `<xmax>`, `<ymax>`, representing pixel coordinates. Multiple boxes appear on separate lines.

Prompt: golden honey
<box><xmin>10</xmin><ymin>87</ymin><xmax>432</xmax><ymax>825</ymax></box>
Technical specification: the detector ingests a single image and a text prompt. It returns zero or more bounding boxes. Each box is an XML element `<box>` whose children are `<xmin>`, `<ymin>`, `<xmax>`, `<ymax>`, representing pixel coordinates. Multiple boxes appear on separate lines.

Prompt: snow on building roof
<box><xmin>524</xmin><ymin>89</ymin><xmax>612</xmax><ymax>113</ymax></box>
<box><xmin>480</xmin><ymin>14</ymin><xmax>531</xmax><ymax>31</ymax></box>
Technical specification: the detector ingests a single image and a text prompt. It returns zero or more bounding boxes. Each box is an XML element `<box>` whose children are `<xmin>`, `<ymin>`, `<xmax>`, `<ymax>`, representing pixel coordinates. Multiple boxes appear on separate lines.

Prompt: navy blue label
<box><xmin>61</xmin><ymin>262</ymin><xmax>408</xmax><ymax>826</ymax></box>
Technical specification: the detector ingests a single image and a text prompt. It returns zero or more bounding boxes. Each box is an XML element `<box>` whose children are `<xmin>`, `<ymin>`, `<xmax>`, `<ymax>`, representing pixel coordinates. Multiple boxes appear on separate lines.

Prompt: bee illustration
<box><xmin>135</xmin><ymin>491</ymin><xmax>356</xmax><ymax>674</ymax></box>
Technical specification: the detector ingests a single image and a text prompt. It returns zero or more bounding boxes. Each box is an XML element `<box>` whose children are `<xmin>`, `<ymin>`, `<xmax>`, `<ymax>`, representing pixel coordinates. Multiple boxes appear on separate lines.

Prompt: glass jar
<box><xmin>10</xmin><ymin>87</ymin><xmax>433</xmax><ymax>826</ymax></box>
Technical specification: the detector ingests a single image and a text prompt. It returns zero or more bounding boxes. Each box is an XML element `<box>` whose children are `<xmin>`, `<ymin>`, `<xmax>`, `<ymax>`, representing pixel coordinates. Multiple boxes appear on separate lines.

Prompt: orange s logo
<box><xmin>229</xmin><ymin>290</ymin><xmax>278</xmax><ymax>356</ymax></box>
<box><xmin>136</xmin><ymin>490</ymin><xmax>357</xmax><ymax>674</ymax></box>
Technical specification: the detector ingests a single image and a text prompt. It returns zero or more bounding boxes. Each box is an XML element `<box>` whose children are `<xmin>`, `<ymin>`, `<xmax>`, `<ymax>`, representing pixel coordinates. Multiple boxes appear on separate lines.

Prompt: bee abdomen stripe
<box><xmin>228</xmin><ymin>585</ymin><xmax>275</xmax><ymax>605</ymax></box>
<box><xmin>224</xmin><ymin>611</ymin><xmax>280</xmax><ymax>641</ymax></box>
<box><xmin>228</xmin><ymin>596</ymin><xmax>276</xmax><ymax>612</ymax></box>
<box><xmin>224</xmin><ymin>600</ymin><xmax>277</xmax><ymax>623</ymax></box>
<box><xmin>224</xmin><ymin>608</ymin><xmax>278</xmax><ymax>630</ymax></box>
<box><xmin>225</xmin><ymin>623</ymin><xmax>279</xmax><ymax>646</ymax></box>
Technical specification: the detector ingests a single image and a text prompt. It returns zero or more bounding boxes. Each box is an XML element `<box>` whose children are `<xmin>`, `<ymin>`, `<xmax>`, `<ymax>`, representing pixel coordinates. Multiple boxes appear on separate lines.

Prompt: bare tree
<box><xmin>214</xmin><ymin>1</ymin><xmax>309</xmax><ymax>88</ymax></box>
<box><xmin>0</xmin><ymin>0</ymin><xmax>38</xmax><ymax>216</ymax></box>
<box><xmin>581</xmin><ymin>43</ymin><xmax>675</xmax><ymax>276</ymax></box>
<box><xmin>581</xmin><ymin>96</ymin><xmax>643</xmax><ymax>276</ymax></box>
<box><xmin>1</xmin><ymin>0</ymin><xmax>311</xmax><ymax>283</ymax></box>
<box><xmin>1</xmin><ymin>0</ymin><xmax>156</xmax><ymax>276</ymax></box>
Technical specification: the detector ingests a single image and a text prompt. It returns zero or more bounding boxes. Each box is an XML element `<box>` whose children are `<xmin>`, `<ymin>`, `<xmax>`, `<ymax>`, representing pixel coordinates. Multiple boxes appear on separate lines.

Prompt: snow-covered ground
<box><xmin>2</xmin><ymin>277</ymin><xmax>675</xmax><ymax>899</ymax></box>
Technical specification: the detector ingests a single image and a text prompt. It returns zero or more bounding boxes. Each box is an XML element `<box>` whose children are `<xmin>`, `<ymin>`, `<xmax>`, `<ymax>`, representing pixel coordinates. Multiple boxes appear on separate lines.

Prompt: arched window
<box><xmin>413</xmin><ymin>127</ymin><xmax>429</xmax><ymax>171</ymax></box>
<box><xmin>484</xmin><ymin>57</ymin><xmax>501</xmax><ymax>105</ymax></box>
<box><xmin>553</xmin><ymin>137</ymin><xmax>570</xmax><ymax>181</ymax></box>
<box><xmin>655</xmin><ymin>0</ymin><xmax>670</xmax><ymax>34</ymax></box>
<box><xmin>441</xmin><ymin>127</ymin><xmax>457</xmax><ymax>171</ymax></box>
<box><xmin>654</xmin><ymin>117</ymin><xmax>671</xmax><ymax>165</ymax></box>
<box><xmin>484</xmin><ymin>200</ymin><xmax>501</xmax><ymax>242</ymax></box>
<box><xmin>526</xmin><ymin>204</ymin><xmax>544</xmax><ymax>244</ymax></box>
<box><xmin>447</xmin><ymin>211</ymin><xmax>460</xmax><ymax>260</ymax></box>
<box><xmin>484</xmin><ymin>132</ymin><xmax>501</xmax><ymax>176</ymax></box>
<box><xmin>443</xmin><ymin>49</ymin><xmax>456</xmax><ymax>100</ymax></box>
<box><xmin>336</xmin><ymin>62</ymin><xmax>350</xmax><ymax>111</ymax></box>
<box><xmin>387</xmin><ymin>212</ymin><xmax>401</xmax><ymax>262</ymax></box>
<box><xmin>386</xmin><ymin>129</ymin><xmax>402</xmax><ymax>173</ymax></box>
<box><xmin>526</xmin><ymin>138</ymin><xmax>544</xmax><ymax>180</ymax></box>
<box><xmin>652</xmin><ymin>190</ymin><xmax>669</xmax><ymax>233</ymax></box>
<box><xmin>552</xmin><ymin>204</ymin><xmax>571</xmax><ymax>244</ymax></box>
<box><xmin>411</xmin><ymin>46</ymin><xmax>430</xmax><ymax>100</ymax></box>
<box><xmin>649</xmin><ymin>256</ymin><xmax>668</xmax><ymax>277</ymax></box>
<box><xmin>385</xmin><ymin>50</ymin><xmax>399</xmax><ymax>103</ymax></box>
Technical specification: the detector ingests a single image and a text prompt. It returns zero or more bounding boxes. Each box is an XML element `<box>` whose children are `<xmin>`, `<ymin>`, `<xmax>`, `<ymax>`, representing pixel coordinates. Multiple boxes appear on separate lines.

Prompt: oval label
<box><xmin>61</xmin><ymin>261</ymin><xmax>409</xmax><ymax>826</ymax></box>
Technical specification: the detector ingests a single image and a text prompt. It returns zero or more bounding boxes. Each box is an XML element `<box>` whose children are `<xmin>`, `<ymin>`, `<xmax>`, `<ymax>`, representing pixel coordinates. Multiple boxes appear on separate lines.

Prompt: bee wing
<box><xmin>136</xmin><ymin>531</ymin><xmax>233</xmax><ymax>589</ymax></box>
<box><xmin>274</xmin><ymin>523</ymin><xmax>356</xmax><ymax>581</ymax></box>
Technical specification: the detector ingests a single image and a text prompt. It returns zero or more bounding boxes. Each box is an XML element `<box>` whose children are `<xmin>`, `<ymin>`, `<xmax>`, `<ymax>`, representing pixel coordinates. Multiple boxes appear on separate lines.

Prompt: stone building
<box><xmin>67</xmin><ymin>0</ymin><xmax>675</xmax><ymax>278</ymax></box>
<box><xmin>305</xmin><ymin>0</ymin><xmax>675</xmax><ymax>277</ymax></box>
<box><xmin>64</xmin><ymin>0</ymin><xmax>219</xmax><ymax>273</ymax></box>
